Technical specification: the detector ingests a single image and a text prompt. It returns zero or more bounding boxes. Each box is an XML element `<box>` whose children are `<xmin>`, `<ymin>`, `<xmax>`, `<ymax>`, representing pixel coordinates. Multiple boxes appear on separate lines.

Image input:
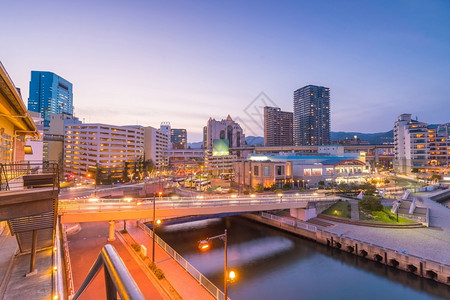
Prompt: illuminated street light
<box><xmin>152</xmin><ymin>192</ymin><xmax>163</xmax><ymax>263</ymax></box>
<box><xmin>198</xmin><ymin>229</ymin><xmax>235</xmax><ymax>300</ymax></box>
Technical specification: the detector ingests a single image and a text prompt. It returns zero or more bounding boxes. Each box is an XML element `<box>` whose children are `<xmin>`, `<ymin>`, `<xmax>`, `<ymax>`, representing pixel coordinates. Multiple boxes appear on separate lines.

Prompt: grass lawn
<box><xmin>322</xmin><ymin>200</ymin><xmax>351</xmax><ymax>219</ymax></box>
<box><xmin>359</xmin><ymin>207</ymin><xmax>416</xmax><ymax>224</ymax></box>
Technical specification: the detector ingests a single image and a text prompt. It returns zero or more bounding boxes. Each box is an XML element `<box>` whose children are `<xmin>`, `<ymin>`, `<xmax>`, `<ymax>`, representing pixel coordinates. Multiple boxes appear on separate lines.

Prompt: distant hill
<box><xmin>331</xmin><ymin>130</ymin><xmax>393</xmax><ymax>144</ymax></box>
<box><xmin>245</xmin><ymin>136</ymin><xmax>264</xmax><ymax>146</ymax></box>
<box><xmin>187</xmin><ymin>130</ymin><xmax>393</xmax><ymax>148</ymax></box>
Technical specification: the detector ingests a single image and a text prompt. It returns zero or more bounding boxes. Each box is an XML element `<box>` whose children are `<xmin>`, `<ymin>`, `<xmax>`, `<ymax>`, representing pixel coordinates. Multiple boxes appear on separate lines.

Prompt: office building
<box><xmin>28</xmin><ymin>71</ymin><xmax>73</xmax><ymax>127</ymax></box>
<box><xmin>204</xmin><ymin>115</ymin><xmax>245</xmax><ymax>149</ymax></box>
<box><xmin>394</xmin><ymin>114</ymin><xmax>449</xmax><ymax>174</ymax></box>
<box><xmin>171</xmin><ymin>128</ymin><xmax>187</xmax><ymax>149</ymax></box>
<box><xmin>293</xmin><ymin>85</ymin><xmax>330</xmax><ymax>146</ymax></box>
<box><xmin>264</xmin><ymin>106</ymin><xmax>293</xmax><ymax>146</ymax></box>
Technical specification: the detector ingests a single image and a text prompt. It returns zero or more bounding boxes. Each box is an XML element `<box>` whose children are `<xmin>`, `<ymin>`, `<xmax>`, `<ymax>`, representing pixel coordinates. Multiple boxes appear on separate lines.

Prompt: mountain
<box><xmin>331</xmin><ymin>130</ymin><xmax>393</xmax><ymax>144</ymax></box>
<box><xmin>187</xmin><ymin>130</ymin><xmax>393</xmax><ymax>148</ymax></box>
<box><xmin>245</xmin><ymin>136</ymin><xmax>264</xmax><ymax>146</ymax></box>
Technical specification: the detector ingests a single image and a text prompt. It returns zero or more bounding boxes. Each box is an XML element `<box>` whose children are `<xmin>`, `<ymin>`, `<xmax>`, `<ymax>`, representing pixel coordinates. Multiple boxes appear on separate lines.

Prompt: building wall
<box><xmin>205</xmin><ymin>115</ymin><xmax>245</xmax><ymax>149</ymax></box>
<box><xmin>234</xmin><ymin>160</ymin><xmax>292</xmax><ymax>188</ymax></box>
<box><xmin>293</xmin><ymin>85</ymin><xmax>330</xmax><ymax>146</ymax></box>
<box><xmin>171</xmin><ymin>128</ymin><xmax>187</xmax><ymax>149</ymax></box>
<box><xmin>144</xmin><ymin>126</ymin><xmax>169</xmax><ymax>169</ymax></box>
<box><xmin>264</xmin><ymin>106</ymin><xmax>293</xmax><ymax>146</ymax></box>
<box><xmin>64</xmin><ymin>123</ymin><xmax>144</xmax><ymax>179</ymax></box>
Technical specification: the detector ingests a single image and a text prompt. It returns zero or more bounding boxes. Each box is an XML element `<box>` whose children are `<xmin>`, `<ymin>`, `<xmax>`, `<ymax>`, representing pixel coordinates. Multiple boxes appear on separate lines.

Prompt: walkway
<box><xmin>347</xmin><ymin>199</ymin><xmax>360</xmax><ymax>221</ymax></box>
<box><xmin>123</xmin><ymin>220</ymin><xmax>215</xmax><ymax>300</ymax></box>
<box><xmin>67</xmin><ymin>222</ymin><xmax>167</xmax><ymax>300</ymax></box>
<box><xmin>324</xmin><ymin>192</ymin><xmax>450</xmax><ymax>265</ymax></box>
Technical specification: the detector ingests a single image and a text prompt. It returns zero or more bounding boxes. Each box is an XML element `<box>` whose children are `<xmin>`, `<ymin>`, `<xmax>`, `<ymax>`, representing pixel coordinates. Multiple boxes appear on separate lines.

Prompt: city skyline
<box><xmin>2</xmin><ymin>0</ymin><xmax>450</xmax><ymax>141</ymax></box>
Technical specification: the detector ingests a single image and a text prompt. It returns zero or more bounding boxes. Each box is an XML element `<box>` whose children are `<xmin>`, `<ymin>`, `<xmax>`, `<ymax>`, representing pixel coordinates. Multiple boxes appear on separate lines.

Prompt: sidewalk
<box><xmin>67</xmin><ymin>222</ymin><xmax>167</xmax><ymax>300</ymax></box>
<box><xmin>123</xmin><ymin>220</ymin><xmax>215</xmax><ymax>300</ymax></box>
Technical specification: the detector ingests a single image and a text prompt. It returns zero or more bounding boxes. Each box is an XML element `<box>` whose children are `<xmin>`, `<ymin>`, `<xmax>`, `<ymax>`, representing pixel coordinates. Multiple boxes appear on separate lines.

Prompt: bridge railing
<box><xmin>59</xmin><ymin>195</ymin><xmax>340</xmax><ymax>213</ymax></box>
<box><xmin>137</xmin><ymin>221</ymin><xmax>229</xmax><ymax>300</ymax></box>
<box><xmin>260</xmin><ymin>212</ymin><xmax>317</xmax><ymax>232</ymax></box>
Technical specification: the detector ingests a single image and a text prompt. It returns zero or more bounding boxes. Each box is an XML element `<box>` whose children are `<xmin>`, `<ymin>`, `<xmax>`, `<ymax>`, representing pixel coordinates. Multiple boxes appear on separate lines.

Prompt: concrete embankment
<box><xmin>431</xmin><ymin>189</ymin><xmax>450</xmax><ymax>204</ymax></box>
<box><xmin>244</xmin><ymin>213</ymin><xmax>450</xmax><ymax>286</ymax></box>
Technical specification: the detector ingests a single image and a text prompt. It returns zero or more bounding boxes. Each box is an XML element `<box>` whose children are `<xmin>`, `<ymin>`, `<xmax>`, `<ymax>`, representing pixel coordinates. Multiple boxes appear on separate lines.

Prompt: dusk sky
<box><xmin>2</xmin><ymin>0</ymin><xmax>449</xmax><ymax>142</ymax></box>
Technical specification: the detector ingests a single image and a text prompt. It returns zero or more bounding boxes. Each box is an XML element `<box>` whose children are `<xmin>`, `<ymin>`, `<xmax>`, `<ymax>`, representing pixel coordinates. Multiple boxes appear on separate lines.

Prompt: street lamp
<box><xmin>198</xmin><ymin>229</ymin><xmax>234</xmax><ymax>300</ymax></box>
<box><xmin>152</xmin><ymin>191</ymin><xmax>163</xmax><ymax>263</ymax></box>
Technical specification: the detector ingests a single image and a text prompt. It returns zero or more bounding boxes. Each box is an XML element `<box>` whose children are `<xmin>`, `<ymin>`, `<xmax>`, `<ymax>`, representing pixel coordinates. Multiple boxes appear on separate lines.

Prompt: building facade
<box><xmin>144</xmin><ymin>126</ymin><xmax>170</xmax><ymax>169</ymax></box>
<box><xmin>264</xmin><ymin>106</ymin><xmax>293</xmax><ymax>147</ymax></box>
<box><xmin>205</xmin><ymin>115</ymin><xmax>245</xmax><ymax>149</ymax></box>
<box><xmin>293</xmin><ymin>85</ymin><xmax>330</xmax><ymax>146</ymax></box>
<box><xmin>394</xmin><ymin>114</ymin><xmax>449</xmax><ymax>174</ymax></box>
<box><xmin>28</xmin><ymin>71</ymin><xmax>73</xmax><ymax>127</ymax></box>
<box><xmin>0</xmin><ymin>61</ymin><xmax>39</xmax><ymax>163</ymax></box>
<box><xmin>171</xmin><ymin>128</ymin><xmax>187</xmax><ymax>149</ymax></box>
<box><xmin>63</xmin><ymin>123</ymin><xmax>144</xmax><ymax>180</ymax></box>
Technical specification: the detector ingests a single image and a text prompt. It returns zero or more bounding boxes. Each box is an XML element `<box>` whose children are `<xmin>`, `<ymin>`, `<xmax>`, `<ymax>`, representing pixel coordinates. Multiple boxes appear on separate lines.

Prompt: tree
<box><xmin>359</xmin><ymin>183</ymin><xmax>377</xmax><ymax>195</ymax></box>
<box><xmin>255</xmin><ymin>184</ymin><xmax>264</xmax><ymax>193</ymax></box>
<box><xmin>318</xmin><ymin>181</ymin><xmax>325</xmax><ymax>188</ymax></box>
<box><xmin>359</xmin><ymin>195</ymin><xmax>383</xmax><ymax>212</ymax></box>
<box><xmin>337</xmin><ymin>183</ymin><xmax>351</xmax><ymax>193</ymax></box>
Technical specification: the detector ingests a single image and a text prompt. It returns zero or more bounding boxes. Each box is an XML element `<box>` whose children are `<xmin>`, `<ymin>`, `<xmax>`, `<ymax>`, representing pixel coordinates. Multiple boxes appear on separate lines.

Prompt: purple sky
<box><xmin>3</xmin><ymin>0</ymin><xmax>449</xmax><ymax>141</ymax></box>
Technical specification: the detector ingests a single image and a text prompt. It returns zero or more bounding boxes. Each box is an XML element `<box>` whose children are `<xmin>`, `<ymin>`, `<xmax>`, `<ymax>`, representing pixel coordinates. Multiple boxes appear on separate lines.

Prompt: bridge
<box><xmin>59</xmin><ymin>194</ymin><xmax>339</xmax><ymax>223</ymax></box>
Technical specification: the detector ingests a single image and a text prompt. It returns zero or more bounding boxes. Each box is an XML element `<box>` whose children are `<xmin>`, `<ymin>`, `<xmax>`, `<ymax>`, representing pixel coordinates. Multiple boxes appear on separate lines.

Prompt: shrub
<box><xmin>131</xmin><ymin>243</ymin><xmax>141</xmax><ymax>252</ymax></box>
<box><xmin>255</xmin><ymin>184</ymin><xmax>264</xmax><ymax>193</ymax></box>
<box><xmin>282</xmin><ymin>183</ymin><xmax>291</xmax><ymax>191</ymax></box>
<box><xmin>243</xmin><ymin>190</ymin><xmax>250</xmax><ymax>195</ymax></box>
<box><xmin>227</xmin><ymin>188</ymin><xmax>236</xmax><ymax>194</ymax></box>
<box><xmin>359</xmin><ymin>196</ymin><xmax>383</xmax><ymax>212</ymax></box>
<box><xmin>148</xmin><ymin>263</ymin><xmax>165</xmax><ymax>279</ymax></box>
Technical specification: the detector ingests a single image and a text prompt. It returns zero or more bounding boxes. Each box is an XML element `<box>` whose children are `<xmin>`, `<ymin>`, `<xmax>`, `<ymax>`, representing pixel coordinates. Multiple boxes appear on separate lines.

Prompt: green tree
<box><xmin>255</xmin><ymin>184</ymin><xmax>264</xmax><ymax>193</ymax></box>
<box><xmin>359</xmin><ymin>195</ymin><xmax>383</xmax><ymax>212</ymax></box>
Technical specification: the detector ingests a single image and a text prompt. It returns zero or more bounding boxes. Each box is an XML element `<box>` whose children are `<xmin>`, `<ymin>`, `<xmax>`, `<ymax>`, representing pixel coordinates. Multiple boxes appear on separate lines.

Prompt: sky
<box><xmin>2</xmin><ymin>0</ymin><xmax>449</xmax><ymax>142</ymax></box>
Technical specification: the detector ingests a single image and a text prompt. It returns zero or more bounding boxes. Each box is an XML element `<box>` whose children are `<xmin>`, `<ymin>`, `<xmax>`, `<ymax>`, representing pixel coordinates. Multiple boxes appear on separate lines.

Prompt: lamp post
<box><xmin>198</xmin><ymin>229</ymin><xmax>234</xmax><ymax>300</ymax></box>
<box><xmin>152</xmin><ymin>192</ymin><xmax>162</xmax><ymax>263</ymax></box>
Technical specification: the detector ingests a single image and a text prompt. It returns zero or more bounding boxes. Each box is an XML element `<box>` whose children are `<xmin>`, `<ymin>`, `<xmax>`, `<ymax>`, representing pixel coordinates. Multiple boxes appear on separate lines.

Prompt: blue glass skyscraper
<box><xmin>28</xmin><ymin>71</ymin><xmax>73</xmax><ymax>127</ymax></box>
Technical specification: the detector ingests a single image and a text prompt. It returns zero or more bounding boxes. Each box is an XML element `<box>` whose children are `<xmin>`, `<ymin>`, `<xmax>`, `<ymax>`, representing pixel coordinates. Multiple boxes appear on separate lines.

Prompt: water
<box><xmin>156</xmin><ymin>217</ymin><xmax>450</xmax><ymax>300</ymax></box>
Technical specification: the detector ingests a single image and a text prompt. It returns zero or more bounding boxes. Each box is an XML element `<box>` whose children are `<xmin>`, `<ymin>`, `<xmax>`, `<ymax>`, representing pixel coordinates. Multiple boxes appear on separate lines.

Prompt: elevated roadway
<box><xmin>58</xmin><ymin>194</ymin><xmax>339</xmax><ymax>223</ymax></box>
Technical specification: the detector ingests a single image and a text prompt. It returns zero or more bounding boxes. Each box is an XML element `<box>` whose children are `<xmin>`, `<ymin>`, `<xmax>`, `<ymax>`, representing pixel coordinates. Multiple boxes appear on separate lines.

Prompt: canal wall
<box><xmin>244</xmin><ymin>213</ymin><xmax>450</xmax><ymax>286</ymax></box>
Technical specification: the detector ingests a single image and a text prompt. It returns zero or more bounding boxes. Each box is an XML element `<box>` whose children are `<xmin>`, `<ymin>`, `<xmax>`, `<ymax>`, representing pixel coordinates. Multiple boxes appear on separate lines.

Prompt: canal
<box><xmin>156</xmin><ymin>216</ymin><xmax>450</xmax><ymax>300</ymax></box>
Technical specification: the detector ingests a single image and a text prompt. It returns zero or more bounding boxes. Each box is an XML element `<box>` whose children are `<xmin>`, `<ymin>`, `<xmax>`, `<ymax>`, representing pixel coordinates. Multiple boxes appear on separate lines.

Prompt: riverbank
<box><xmin>244</xmin><ymin>195</ymin><xmax>450</xmax><ymax>286</ymax></box>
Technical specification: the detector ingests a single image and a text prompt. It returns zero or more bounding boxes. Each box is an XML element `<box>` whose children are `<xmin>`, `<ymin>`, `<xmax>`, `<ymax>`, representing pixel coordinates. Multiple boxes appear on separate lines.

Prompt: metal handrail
<box><xmin>72</xmin><ymin>244</ymin><xmax>144</xmax><ymax>300</ymax></box>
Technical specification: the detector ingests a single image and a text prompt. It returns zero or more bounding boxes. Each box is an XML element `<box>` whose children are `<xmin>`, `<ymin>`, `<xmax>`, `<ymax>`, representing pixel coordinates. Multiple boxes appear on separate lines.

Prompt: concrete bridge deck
<box><xmin>59</xmin><ymin>195</ymin><xmax>339</xmax><ymax>223</ymax></box>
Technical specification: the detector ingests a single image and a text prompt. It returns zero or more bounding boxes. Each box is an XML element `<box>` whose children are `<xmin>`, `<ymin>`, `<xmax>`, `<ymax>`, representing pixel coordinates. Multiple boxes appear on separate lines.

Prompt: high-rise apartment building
<box><xmin>394</xmin><ymin>114</ymin><xmax>449</xmax><ymax>174</ymax></box>
<box><xmin>28</xmin><ymin>71</ymin><xmax>73</xmax><ymax>127</ymax></box>
<box><xmin>63</xmin><ymin>124</ymin><xmax>144</xmax><ymax>179</ymax></box>
<box><xmin>171</xmin><ymin>128</ymin><xmax>187</xmax><ymax>149</ymax></box>
<box><xmin>205</xmin><ymin>115</ymin><xmax>245</xmax><ymax>149</ymax></box>
<box><xmin>144</xmin><ymin>126</ymin><xmax>170</xmax><ymax>169</ymax></box>
<box><xmin>264</xmin><ymin>106</ymin><xmax>293</xmax><ymax>146</ymax></box>
<box><xmin>293</xmin><ymin>85</ymin><xmax>330</xmax><ymax>146</ymax></box>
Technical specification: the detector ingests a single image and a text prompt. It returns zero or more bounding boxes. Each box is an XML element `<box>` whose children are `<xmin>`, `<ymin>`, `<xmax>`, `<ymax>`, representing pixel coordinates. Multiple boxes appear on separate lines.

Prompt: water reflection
<box><xmin>156</xmin><ymin>216</ymin><xmax>450</xmax><ymax>300</ymax></box>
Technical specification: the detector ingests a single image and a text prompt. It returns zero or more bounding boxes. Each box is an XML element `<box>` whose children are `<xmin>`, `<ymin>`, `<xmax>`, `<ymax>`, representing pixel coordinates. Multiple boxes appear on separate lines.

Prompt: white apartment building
<box><xmin>394</xmin><ymin>114</ymin><xmax>449</xmax><ymax>174</ymax></box>
<box><xmin>64</xmin><ymin>124</ymin><xmax>144</xmax><ymax>179</ymax></box>
<box><xmin>144</xmin><ymin>126</ymin><xmax>170</xmax><ymax>169</ymax></box>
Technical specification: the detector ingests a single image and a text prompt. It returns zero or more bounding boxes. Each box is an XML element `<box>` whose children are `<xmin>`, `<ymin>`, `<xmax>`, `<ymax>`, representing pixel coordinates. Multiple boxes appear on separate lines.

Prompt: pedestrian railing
<box><xmin>61</xmin><ymin>224</ymin><xmax>75</xmax><ymax>298</ymax></box>
<box><xmin>59</xmin><ymin>195</ymin><xmax>340</xmax><ymax>213</ymax></box>
<box><xmin>260</xmin><ymin>212</ymin><xmax>317</xmax><ymax>232</ymax></box>
<box><xmin>72</xmin><ymin>244</ymin><xmax>144</xmax><ymax>300</ymax></box>
<box><xmin>137</xmin><ymin>221</ymin><xmax>229</xmax><ymax>300</ymax></box>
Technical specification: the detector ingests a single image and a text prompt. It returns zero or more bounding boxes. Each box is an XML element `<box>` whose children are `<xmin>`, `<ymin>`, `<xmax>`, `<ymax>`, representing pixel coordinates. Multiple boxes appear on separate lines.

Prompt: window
<box><xmin>312</xmin><ymin>168</ymin><xmax>322</xmax><ymax>176</ymax></box>
<box><xmin>276</xmin><ymin>166</ymin><xmax>284</xmax><ymax>176</ymax></box>
<box><xmin>264</xmin><ymin>166</ymin><xmax>269</xmax><ymax>176</ymax></box>
<box><xmin>304</xmin><ymin>169</ymin><xmax>311</xmax><ymax>176</ymax></box>
<box><xmin>254</xmin><ymin>166</ymin><xmax>259</xmax><ymax>176</ymax></box>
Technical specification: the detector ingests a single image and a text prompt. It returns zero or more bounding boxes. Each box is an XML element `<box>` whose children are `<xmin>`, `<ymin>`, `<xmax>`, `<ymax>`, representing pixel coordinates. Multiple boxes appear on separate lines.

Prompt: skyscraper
<box><xmin>264</xmin><ymin>106</ymin><xmax>293</xmax><ymax>146</ymax></box>
<box><xmin>28</xmin><ymin>71</ymin><xmax>73</xmax><ymax>127</ymax></box>
<box><xmin>293</xmin><ymin>85</ymin><xmax>330</xmax><ymax>146</ymax></box>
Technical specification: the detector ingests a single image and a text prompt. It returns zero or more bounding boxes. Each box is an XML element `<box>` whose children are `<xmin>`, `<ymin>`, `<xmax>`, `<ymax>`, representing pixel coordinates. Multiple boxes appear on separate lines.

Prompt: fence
<box><xmin>62</xmin><ymin>224</ymin><xmax>75</xmax><ymax>298</ymax></box>
<box><xmin>137</xmin><ymin>221</ymin><xmax>228</xmax><ymax>300</ymax></box>
<box><xmin>0</xmin><ymin>161</ymin><xmax>59</xmax><ymax>191</ymax></box>
<box><xmin>260</xmin><ymin>212</ymin><xmax>317</xmax><ymax>232</ymax></box>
